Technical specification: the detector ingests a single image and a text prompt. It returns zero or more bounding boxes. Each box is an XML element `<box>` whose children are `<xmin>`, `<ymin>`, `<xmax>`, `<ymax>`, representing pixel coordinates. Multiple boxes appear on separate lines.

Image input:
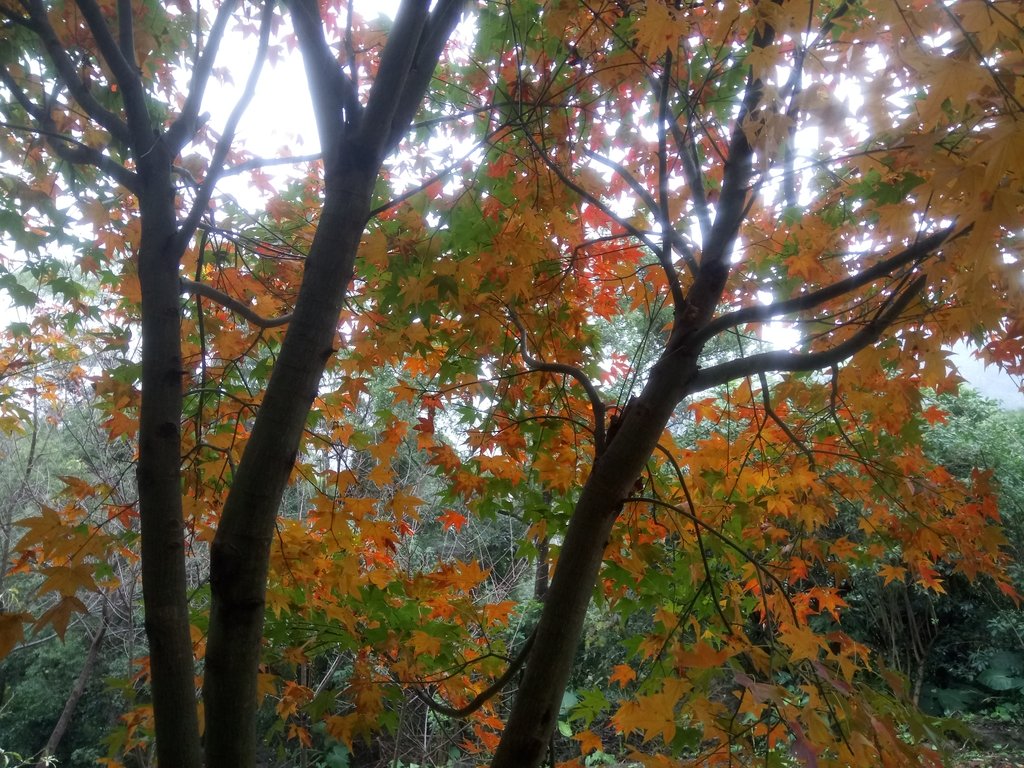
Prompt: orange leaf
<box><xmin>574</xmin><ymin>728</ymin><xmax>603</xmax><ymax>755</ymax></box>
<box><xmin>610</xmin><ymin>663</ymin><xmax>637</xmax><ymax>688</ymax></box>
<box><xmin>438</xmin><ymin>509</ymin><xmax>467</xmax><ymax>532</ymax></box>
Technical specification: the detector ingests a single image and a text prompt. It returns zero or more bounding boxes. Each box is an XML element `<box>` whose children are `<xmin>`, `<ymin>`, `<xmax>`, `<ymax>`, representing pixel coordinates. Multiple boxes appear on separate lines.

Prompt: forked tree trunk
<box><xmin>202</xmin><ymin>2</ymin><xmax>465</xmax><ymax>763</ymax></box>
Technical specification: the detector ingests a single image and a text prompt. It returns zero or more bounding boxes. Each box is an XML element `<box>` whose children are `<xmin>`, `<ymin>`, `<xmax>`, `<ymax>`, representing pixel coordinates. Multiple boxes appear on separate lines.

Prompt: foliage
<box><xmin>0</xmin><ymin>628</ymin><xmax>121</xmax><ymax>768</ymax></box>
<box><xmin>1</xmin><ymin>0</ymin><xmax>1023</xmax><ymax>767</ymax></box>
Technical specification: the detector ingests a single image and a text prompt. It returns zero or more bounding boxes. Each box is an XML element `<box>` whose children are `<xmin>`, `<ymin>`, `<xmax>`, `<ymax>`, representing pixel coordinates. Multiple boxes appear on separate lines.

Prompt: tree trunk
<box><xmin>35</xmin><ymin>612</ymin><xmax>108</xmax><ymax>767</ymax></box>
<box><xmin>492</xmin><ymin>359</ymin><xmax>696</xmax><ymax>767</ymax></box>
<box><xmin>203</xmin><ymin>177</ymin><xmax>376</xmax><ymax>765</ymax></box>
<box><xmin>136</xmin><ymin>156</ymin><xmax>203</xmax><ymax>768</ymax></box>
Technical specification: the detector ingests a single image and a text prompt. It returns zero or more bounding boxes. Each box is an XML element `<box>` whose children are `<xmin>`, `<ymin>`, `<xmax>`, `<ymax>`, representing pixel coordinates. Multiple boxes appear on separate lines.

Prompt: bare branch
<box><xmin>382</xmin><ymin>0</ymin><xmax>466</xmax><ymax>154</ymax></box>
<box><xmin>116</xmin><ymin>0</ymin><xmax>135</xmax><ymax>63</ymax></box>
<box><xmin>0</xmin><ymin>112</ymin><xmax>138</xmax><ymax>193</ymax></box>
<box><xmin>629</xmin><ymin>495</ymin><xmax>799</xmax><ymax>622</ymax></box>
<box><xmin>368</xmin><ymin>126</ymin><xmax>503</xmax><ymax>219</ymax></box>
<box><xmin>667</xmin><ymin>19</ymin><xmax>776</xmax><ymax>351</ymax></box>
<box><xmin>584</xmin><ymin>148</ymin><xmax>659</xmax><ymax>217</ymax></box>
<box><xmin>167</xmin><ymin>0</ymin><xmax>243</xmax><ymax>152</ymax></box>
<box><xmin>757</xmin><ymin>371</ymin><xmax>817</xmax><ymax>470</ymax></box>
<box><xmin>284</xmin><ymin>0</ymin><xmax>362</xmax><ymax>170</ymax></box>
<box><xmin>407</xmin><ymin>628</ymin><xmax>535</xmax><ymax>718</ymax></box>
<box><xmin>175</xmin><ymin>0</ymin><xmax>275</xmax><ymax>252</ymax></box>
<box><xmin>654</xmin><ymin>50</ymin><xmax>687</xmax><ymax>313</ymax></box>
<box><xmin>220</xmin><ymin>152</ymin><xmax>323</xmax><ymax>178</ymax></box>
<box><xmin>508</xmin><ymin>308</ymin><xmax>606</xmax><ymax>454</ymax></box>
<box><xmin>181</xmin><ymin>277</ymin><xmax>293</xmax><ymax>329</ymax></box>
<box><xmin>690</xmin><ymin>274</ymin><xmax>927</xmax><ymax>391</ymax></box>
<box><xmin>520</xmin><ymin>130</ymin><xmax>661</xmax><ymax>254</ymax></box>
<box><xmin>669</xmin><ymin>110</ymin><xmax>712</xmax><ymax>241</ymax></box>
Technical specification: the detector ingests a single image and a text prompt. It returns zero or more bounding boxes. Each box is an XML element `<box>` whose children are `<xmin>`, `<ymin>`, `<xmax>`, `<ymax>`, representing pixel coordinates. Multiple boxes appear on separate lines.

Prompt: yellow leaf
<box><xmin>878</xmin><ymin>564</ymin><xmax>907</xmax><ymax>587</ymax></box>
<box><xmin>634</xmin><ymin>1</ymin><xmax>688</xmax><ymax>57</ymax></box>
<box><xmin>675</xmin><ymin>640</ymin><xmax>733</xmax><ymax>670</ymax></box>
<box><xmin>779</xmin><ymin>622</ymin><xmax>826</xmax><ymax>663</ymax></box>
<box><xmin>610</xmin><ymin>663</ymin><xmax>637</xmax><ymax>687</ymax></box>
<box><xmin>37</xmin><ymin>563</ymin><xmax>98</xmax><ymax>597</ymax></box>
<box><xmin>33</xmin><ymin>595</ymin><xmax>87</xmax><ymax>638</ymax></box>
<box><xmin>410</xmin><ymin>630</ymin><xmax>443</xmax><ymax>657</ymax></box>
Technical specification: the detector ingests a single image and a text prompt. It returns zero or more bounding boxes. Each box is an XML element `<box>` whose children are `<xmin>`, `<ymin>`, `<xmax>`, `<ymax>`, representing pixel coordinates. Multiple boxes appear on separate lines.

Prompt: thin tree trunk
<box><xmin>35</xmin><ymin>612</ymin><xmax>108</xmax><ymax>767</ymax></box>
<box><xmin>136</xmin><ymin>159</ymin><xmax>203</xmax><ymax>768</ymax></box>
<box><xmin>534</xmin><ymin>534</ymin><xmax>549</xmax><ymax>601</ymax></box>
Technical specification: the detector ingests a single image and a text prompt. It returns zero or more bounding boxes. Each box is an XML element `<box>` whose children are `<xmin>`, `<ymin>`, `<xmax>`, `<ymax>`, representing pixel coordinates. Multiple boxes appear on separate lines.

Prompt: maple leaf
<box><xmin>410</xmin><ymin>630</ymin><xmax>443</xmax><ymax>657</ymax></box>
<box><xmin>878</xmin><ymin>564</ymin><xmax>907</xmax><ymax>587</ymax></box>
<box><xmin>438</xmin><ymin>509</ymin><xmax>468</xmax><ymax>532</ymax></box>
<box><xmin>0</xmin><ymin>612</ymin><xmax>28</xmax><ymax>658</ymax></box>
<box><xmin>675</xmin><ymin>641</ymin><xmax>734</xmax><ymax>670</ymax></box>
<box><xmin>610</xmin><ymin>663</ymin><xmax>637</xmax><ymax>688</ymax></box>
<box><xmin>574</xmin><ymin>729</ymin><xmax>604</xmax><ymax>755</ymax></box>
<box><xmin>612</xmin><ymin>680</ymin><xmax>687</xmax><ymax>744</ymax></box>
<box><xmin>779</xmin><ymin>623</ymin><xmax>827</xmax><ymax>663</ymax></box>
<box><xmin>33</xmin><ymin>595</ymin><xmax>88</xmax><ymax>639</ymax></box>
<box><xmin>632</xmin><ymin>2</ymin><xmax>689</xmax><ymax>58</ymax></box>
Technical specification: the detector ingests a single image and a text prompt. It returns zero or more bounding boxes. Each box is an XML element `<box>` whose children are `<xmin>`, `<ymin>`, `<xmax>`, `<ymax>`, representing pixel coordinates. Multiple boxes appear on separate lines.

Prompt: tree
<box><xmin>1</xmin><ymin>1</ymin><xmax>466</xmax><ymax>765</ymax></box>
<box><xmin>1</xmin><ymin>1</ymin><xmax>1022</xmax><ymax>767</ymax></box>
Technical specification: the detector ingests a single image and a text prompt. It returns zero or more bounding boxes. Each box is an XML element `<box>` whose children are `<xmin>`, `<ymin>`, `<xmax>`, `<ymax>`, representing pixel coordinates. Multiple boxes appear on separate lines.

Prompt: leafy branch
<box><xmin>507</xmin><ymin>308</ymin><xmax>606</xmax><ymax>454</ymax></box>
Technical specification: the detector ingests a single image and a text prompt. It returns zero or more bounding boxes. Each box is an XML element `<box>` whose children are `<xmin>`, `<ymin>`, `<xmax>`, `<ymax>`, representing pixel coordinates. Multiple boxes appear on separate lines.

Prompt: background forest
<box><xmin>1</xmin><ymin>0</ymin><xmax>1024</xmax><ymax>766</ymax></box>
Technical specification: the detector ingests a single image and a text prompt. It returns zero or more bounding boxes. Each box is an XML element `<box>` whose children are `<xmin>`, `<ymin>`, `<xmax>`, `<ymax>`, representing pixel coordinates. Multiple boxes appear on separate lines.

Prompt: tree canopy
<box><xmin>1</xmin><ymin>0</ymin><xmax>1022</xmax><ymax>766</ymax></box>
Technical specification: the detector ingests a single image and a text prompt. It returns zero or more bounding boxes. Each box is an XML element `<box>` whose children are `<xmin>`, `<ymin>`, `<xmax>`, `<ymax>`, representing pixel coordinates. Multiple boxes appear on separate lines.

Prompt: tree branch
<box><xmin>16</xmin><ymin>0</ymin><xmax>130</xmax><ymax>145</ymax></box>
<box><xmin>690</xmin><ymin>274</ymin><xmax>927</xmax><ymax>391</ymax></box>
<box><xmin>655</xmin><ymin>50</ymin><xmax>687</xmax><ymax>313</ymax></box>
<box><xmin>219</xmin><ymin>152</ymin><xmax>323</xmax><ymax>178</ymax></box>
<box><xmin>631</xmin><ymin>495</ymin><xmax>799</xmax><ymax>621</ymax></box>
<box><xmin>667</xmin><ymin>15</ymin><xmax>775</xmax><ymax>351</ymax></box>
<box><xmin>669</xmin><ymin>104</ymin><xmax>712</xmax><ymax>242</ymax></box>
<box><xmin>357</xmin><ymin>0</ymin><xmax>432</xmax><ymax>161</ymax></box>
<box><xmin>757</xmin><ymin>370</ymin><xmax>817</xmax><ymax>470</ymax></box>
<box><xmin>407</xmin><ymin>628</ymin><xmax>535</xmax><ymax>718</ymax></box>
<box><xmin>166</xmin><ymin>0</ymin><xmax>243</xmax><ymax>152</ymax></box>
<box><xmin>181</xmin><ymin>276</ymin><xmax>293</xmax><ymax>328</ymax></box>
<box><xmin>116</xmin><ymin>0</ymin><xmax>135</xmax><ymax>63</ymax></box>
<box><xmin>284</xmin><ymin>0</ymin><xmax>362</xmax><ymax>171</ymax></box>
<box><xmin>520</xmin><ymin>130</ymin><xmax>661</xmax><ymax>254</ymax></box>
<box><xmin>693</xmin><ymin>226</ymin><xmax>955</xmax><ymax>347</ymax></box>
<box><xmin>175</xmin><ymin>0</ymin><xmax>275</xmax><ymax>253</ymax></box>
<box><xmin>382</xmin><ymin>0</ymin><xmax>466</xmax><ymax>155</ymax></box>
<box><xmin>508</xmin><ymin>308</ymin><xmax>606</xmax><ymax>454</ymax></box>
<box><xmin>72</xmin><ymin>0</ymin><xmax>151</xmax><ymax>144</ymax></box>
<box><xmin>0</xmin><ymin>109</ymin><xmax>138</xmax><ymax>193</ymax></box>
